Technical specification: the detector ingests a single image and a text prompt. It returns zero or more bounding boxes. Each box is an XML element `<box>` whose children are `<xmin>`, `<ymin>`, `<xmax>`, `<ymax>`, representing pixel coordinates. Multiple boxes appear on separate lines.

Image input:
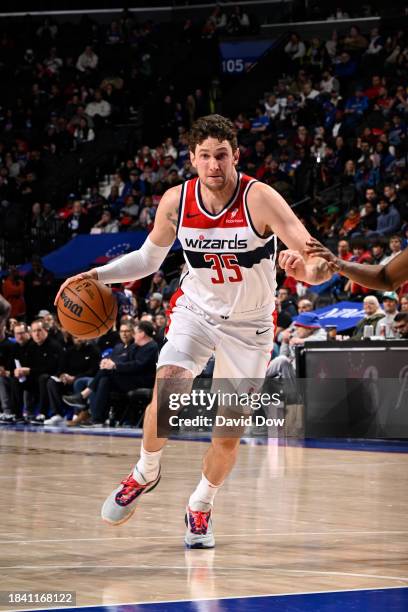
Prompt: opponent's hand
<box><xmin>278</xmin><ymin>249</ymin><xmax>306</xmax><ymax>278</ymax></box>
<box><xmin>304</xmin><ymin>238</ymin><xmax>341</xmax><ymax>273</ymax></box>
<box><xmin>54</xmin><ymin>269</ymin><xmax>98</xmax><ymax>306</ymax></box>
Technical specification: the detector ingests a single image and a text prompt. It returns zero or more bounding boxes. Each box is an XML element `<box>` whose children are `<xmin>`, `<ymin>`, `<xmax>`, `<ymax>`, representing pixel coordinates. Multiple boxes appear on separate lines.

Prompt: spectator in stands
<box><xmin>344</xmin><ymin>88</ymin><xmax>369</xmax><ymax>131</ymax></box>
<box><xmin>293</xmin><ymin>125</ymin><xmax>312</xmax><ymax>150</ymax></box>
<box><xmin>73</xmin><ymin>117</ymin><xmax>95</xmax><ymax>145</ymax></box>
<box><xmin>225</xmin><ymin>5</ymin><xmax>250</xmax><ymax>35</ymax></box>
<box><xmin>85</xmin><ymin>89</ymin><xmax>111</xmax><ymax>127</ymax></box>
<box><xmin>65</xmin><ymin>200</ymin><xmax>90</xmax><ymax>238</ymax></box>
<box><xmin>337</xmin><ymin>239</ymin><xmax>353</xmax><ymax>261</ymax></box>
<box><xmin>62</xmin><ymin>320</ymin><xmax>136</xmax><ymax>419</ymax></box>
<box><xmin>400</xmin><ymin>294</ymin><xmax>408</xmax><ymax>312</ymax></box>
<box><xmin>393</xmin><ymin>313</ymin><xmax>408</xmax><ymax>339</ymax></box>
<box><xmin>297</xmin><ymin>298</ymin><xmax>314</xmax><ymax>313</ymax></box>
<box><xmin>378</xmin><ymin>292</ymin><xmax>399</xmax><ymax>338</ymax></box>
<box><xmin>324</xmin><ymin>29</ymin><xmax>338</xmax><ymax>59</ymax></box>
<box><xmin>148</xmin><ymin>271</ymin><xmax>167</xmax><ymax>297</ymax></box>
<box><xmin>373</xmin><ymin>197</ymin><xmax>401</xmax><ymax>236</ymax></box>
<box><xmin>339</xmin><ymin>207</ymin><xmax>361</xmax><ymax>238</ymax></box>
<box><xmin>24</xmin><ymin>255</ymin><xmax>55</xmax><ymax>322</ymax></box>
<box><xmin>320</xmin><ymin>69</ymin><xmax>340</xmax><ymax>95</ymax></box>
<box><xmin>264</xmin><ymin>94</ymin><xmax>280</xmax><ymax>120</ymax></box>
<box><xmin>384</xmin><ymin>184</ymin><xmax>403</xmax><ymax>211</ymax></box>
<box><xmin>119</xmin><ymin>196</ymin><xmax>140</xmax><ymax>228</ymax></box>
<box><xmin>0</xmin><ymin>317</ymin><xmax>13</xmax><ymax>421</ymax></box>
<box><xmin>284</xmin><ymin>33</ymin><xmax>306</xmax><ymax>63</ymax></box>
<box><xmin>371</xmin><ymin>241</ymin><xmax>387</xmax><ymax>265</ymax></box>
<box><xmin>41</xmin><ymin>312</ymin><xmax>65</xmax><ymax>345</ymax></box>
<box><xmin>364</xmin><ymin>27</ymin><xmax>383</xmax><ymax>57</ymax></box>
<box><xmin>345</xmin><ymin>242</ymin><xmax>373</xmax><ymax>298</ymax></box>
<box><xmin>76</xmin><ymin>46</ymin><xmax>98</xmax><ymax>73</ymax></box>
<box><xmin>343</xmin><ymin>25</ymin><xmax>368</xmax><ymax>54</ymax></box>
<box><xmin>267</xmin><ymin>312</ymin><xmax>326</xmax><ymax>381</ymax></box>
<box><xmin>154</xmin><ymin>312</ymin><xmax>167</xmax><ymax>349</ymax></box>
<box><xmin>382</xmin><ymin>235</ymin><xmax>403</xmax><ymax>264</ymax></box>
<box><xmin>146</xmin><ymin>292</ymin><xmax>164</xmax><ymax>316</ymax></box>
<box><xmin>328</xmin><ymin>7</ymin><xmax>349</xmax><ymax>20</ymax></box>
<box><xmin>334</xmin><ymin>52</ymin><xmax>358</xmax><ymax>91</ymax></box>
<box><xmin>105</xmin><ymin>20</ymin><xmax>124</xmax><ymax>45</ymax></box>
<box><xmin>352</xmin><ymin>296</ymin><xmax>385</xmax><ymax>339</ymax></box>
<box><xmin>208</xmin><ymin>6</ymin><xmax>227</xmax><ymax>32</ymax></box>
<box><xmin>0</xmin><ymin>322</ymin><xmax>31</xmax><ymax>423</ymax></box>
<box><xmin>9</xmin><ymin>319</ymin><xmax>62</xmax><ymax>423</ymax></box>
<box><xmin>44</xmin><ymin>337</ymin><xmax>100</xmax><ymax>426</ymax></box>
<box><xmin>2</xmin><ymin>266</ymin><xmax>25</xmax><ymax>320</ymax></box>
<box><xmin>63</xmin><ymin>321</ymin><xmax>158</xmax><ymax>426</ymax></box>
<box><xmin>36</xmin><ymin>17</ymin><xmax>58</xmax><ymax>43</ymax></box>
<box><xmin>305</xmin><ymin>37</ymin><xmax>327</xmax><ymax>73</ymax></box>
<box><xmin>359</xmin><ymin>201</ymin><xmax>378</xmax><ymax>234</ymax></box>
<box><xmin>250</xmin><ymin>107</ymin><xmax>269</xmax><ymax>134</ymax></box>
<box><xmin>91</xmin><ymin>209</ymin><xmax>119</xmax><ymax>233</ymax></box>
<box><xmin>277</xmin><ymin>287</ymin><xmax>298</xmax><ymax>319</ymax></box>
<box><xmin>157</xmin><ymin>155</ymin><xmax>179</xmax><ymax>182</ymax></box>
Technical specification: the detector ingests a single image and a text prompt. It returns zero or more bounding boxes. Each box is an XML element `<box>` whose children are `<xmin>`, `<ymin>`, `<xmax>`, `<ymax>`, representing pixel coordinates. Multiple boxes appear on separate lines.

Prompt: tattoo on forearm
<box><xmin>166</xmin><ymin>205</ymin><xmax>179</xmax><ymax>228</ymax></box>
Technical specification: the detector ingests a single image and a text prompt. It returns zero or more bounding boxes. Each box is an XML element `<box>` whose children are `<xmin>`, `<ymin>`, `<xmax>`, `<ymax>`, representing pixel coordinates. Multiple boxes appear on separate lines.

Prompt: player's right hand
<box><xmin>54</xmin><ymin>269</ymin><xmax>98</xmax><ymax>306</ymax></box>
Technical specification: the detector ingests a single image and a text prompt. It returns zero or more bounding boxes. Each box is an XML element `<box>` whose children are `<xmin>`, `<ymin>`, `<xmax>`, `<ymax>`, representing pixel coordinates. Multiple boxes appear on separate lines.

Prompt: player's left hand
<box><xmin>278</xmin><ymin>249</ymin><xmax>306</xmax><ymax>278</ymax></box>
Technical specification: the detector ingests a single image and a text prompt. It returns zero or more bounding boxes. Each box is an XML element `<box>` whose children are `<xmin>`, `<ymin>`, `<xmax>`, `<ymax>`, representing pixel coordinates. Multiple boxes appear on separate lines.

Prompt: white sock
<box><xmin>188</xmin><ymin>473</ymin><xmax>222</xmax><ymax>510</ymax></box>
<box><xmin>133</xmin><ymin>443</ymin><xmax>163</xmax><ymax>484</ymax></box>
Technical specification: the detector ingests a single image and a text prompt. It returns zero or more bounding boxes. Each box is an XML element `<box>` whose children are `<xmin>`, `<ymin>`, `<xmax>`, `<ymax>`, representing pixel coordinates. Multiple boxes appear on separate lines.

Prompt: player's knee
<box><xmin>157</xmin><ymin>364</ymin><xmax>193</xmax><ymax>379</ymax></box>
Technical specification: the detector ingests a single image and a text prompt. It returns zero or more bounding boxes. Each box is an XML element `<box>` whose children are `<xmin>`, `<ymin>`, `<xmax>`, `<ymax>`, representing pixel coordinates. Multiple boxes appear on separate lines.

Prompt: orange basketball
<box><xmin>57</xmin><ymin>278</ymin><xmax>117</xmax><ymax>339</ymax></box>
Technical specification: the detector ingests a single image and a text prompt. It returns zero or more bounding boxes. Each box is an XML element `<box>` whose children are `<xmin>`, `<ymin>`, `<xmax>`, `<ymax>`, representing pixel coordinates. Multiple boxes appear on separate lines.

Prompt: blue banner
<box><xmin>40</xmin><ymin>231</ymin><xmax>149</xmax><ymax>278</ymax></box>
<box><xmin>31</xmin><ymin>231</ymin><xmax>180</xmax><ymax>279</ymax></box>
<box><xmin>313</xmin><ymin>301</ymin><xmax>366</xmax><ymax>332</ymax></box>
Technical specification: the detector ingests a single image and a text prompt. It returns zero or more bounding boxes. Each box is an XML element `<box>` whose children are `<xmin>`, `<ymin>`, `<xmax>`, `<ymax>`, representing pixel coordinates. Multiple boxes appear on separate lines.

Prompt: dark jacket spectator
<box><xmin>44</xmin><ymin>338</ymin><xmax>100</xmax><ymax>423</ymax></box>
<box><xmin>375</xmin><ymin>200</ymin><xmax>401</xmax><ymax>236</ymax></box>
<box><xmin>9</xmin><ymin>320</ymin><xmax>62</xmax><ymax>419</ymax></box>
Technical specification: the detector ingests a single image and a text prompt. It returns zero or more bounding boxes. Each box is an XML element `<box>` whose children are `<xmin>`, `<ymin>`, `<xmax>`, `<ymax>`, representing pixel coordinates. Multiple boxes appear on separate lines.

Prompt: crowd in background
<box><xmin>1</xmin><ymin>8</ymin><xmax>408</xmax><ymax>425</ymax></box>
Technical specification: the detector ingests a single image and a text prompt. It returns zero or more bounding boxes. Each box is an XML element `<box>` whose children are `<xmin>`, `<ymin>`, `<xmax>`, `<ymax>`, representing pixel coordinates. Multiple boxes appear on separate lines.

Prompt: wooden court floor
<box><xmin>0</xmin><ymin>429</ymin><xmax>408</xmax><ymax>609</ymax></box>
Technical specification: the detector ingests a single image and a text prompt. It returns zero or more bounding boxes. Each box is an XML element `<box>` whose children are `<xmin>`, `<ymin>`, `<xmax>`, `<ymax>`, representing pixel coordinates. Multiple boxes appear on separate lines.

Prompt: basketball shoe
<box><xmin>101</xmin><ymin>467</ymin><xmax>161</xmax><ymax>526</ymax></box>
<box><xmin>184</xmin><ymin>502</ymin><xmax>215</xmax><ymax>549</ymax></box>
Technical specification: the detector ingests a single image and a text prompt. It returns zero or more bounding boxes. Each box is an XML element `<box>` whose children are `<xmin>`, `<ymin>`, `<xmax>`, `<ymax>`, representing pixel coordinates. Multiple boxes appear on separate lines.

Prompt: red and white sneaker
<box><xmin>184</xmin><ymin>503</ymin><xmax>215</xmax><ymax>549</ymax></box>
<box><xmin>101</xmin><ymin>468</ymin><xmax>161</xmax><ymax>526</ymax></box>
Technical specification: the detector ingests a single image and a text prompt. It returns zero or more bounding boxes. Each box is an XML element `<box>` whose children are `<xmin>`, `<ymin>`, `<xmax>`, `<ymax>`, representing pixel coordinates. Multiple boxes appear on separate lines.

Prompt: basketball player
<box><xmin>300</xmin><ymin>237</ymin><xmax>408</xmax><ymax>290</ymax></box>
<box><xmin>55</xmin><ymin>115</ymin><xmax>331</xmax><ymax>548</ymax></box>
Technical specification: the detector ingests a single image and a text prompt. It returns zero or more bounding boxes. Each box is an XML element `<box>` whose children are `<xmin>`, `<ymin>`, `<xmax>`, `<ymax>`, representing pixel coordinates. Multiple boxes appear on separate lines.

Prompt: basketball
<box><xmin>56</xmin><ymin>278</ymin><xmax>117</xmax><ymax>339</ymax></box>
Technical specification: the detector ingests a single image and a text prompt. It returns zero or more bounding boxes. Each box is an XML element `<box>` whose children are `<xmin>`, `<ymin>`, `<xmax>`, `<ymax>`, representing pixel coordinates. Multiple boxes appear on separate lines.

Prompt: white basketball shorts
<box><xmin>157</xmin><ymin>293</ymin><xmax>274</xmax><ymax>384</ymax></box>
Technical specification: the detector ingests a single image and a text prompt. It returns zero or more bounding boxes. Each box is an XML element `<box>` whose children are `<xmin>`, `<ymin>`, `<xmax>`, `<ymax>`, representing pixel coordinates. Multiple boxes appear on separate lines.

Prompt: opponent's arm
<box><xmin>248</xmin><ymin>182</ymin><xmax>331</xmax><ymax>284</ymax></box>
<box><xmin>305</xmin><ymin>238</ymin><xmax>408</xmax><ymax>291</ymax></box>
<box><xmin>54</xmin><ymin>185</ymin><xmax>181</xmax><ymax>304</ymax></box>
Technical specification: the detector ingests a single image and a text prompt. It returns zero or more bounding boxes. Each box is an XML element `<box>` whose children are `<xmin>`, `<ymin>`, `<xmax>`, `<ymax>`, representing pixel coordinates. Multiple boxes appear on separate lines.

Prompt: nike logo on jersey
<box><xmin>186</xmin><ymin>213</ymin><xmax>201</xmax><ymax>218</ymax></box>
<box><xmin>256</xmin><ymin>328</ymin><xmax>271</xmax><ymax>335</ymax></box>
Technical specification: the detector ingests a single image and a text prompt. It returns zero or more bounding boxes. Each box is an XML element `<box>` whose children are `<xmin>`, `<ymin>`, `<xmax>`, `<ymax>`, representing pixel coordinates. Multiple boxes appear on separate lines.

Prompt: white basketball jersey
<box><xmin>173</xmin><ymin>173</ymin><xmax>277</xmax><ymax>319</ymax></box>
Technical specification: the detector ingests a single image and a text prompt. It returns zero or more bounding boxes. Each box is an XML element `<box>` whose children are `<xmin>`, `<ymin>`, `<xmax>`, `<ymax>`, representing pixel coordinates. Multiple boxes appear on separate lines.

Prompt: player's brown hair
<box><xmin>189</xmin><ymin>114</ymin><xmax>238</xmax><ymax>153</ymax></box>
